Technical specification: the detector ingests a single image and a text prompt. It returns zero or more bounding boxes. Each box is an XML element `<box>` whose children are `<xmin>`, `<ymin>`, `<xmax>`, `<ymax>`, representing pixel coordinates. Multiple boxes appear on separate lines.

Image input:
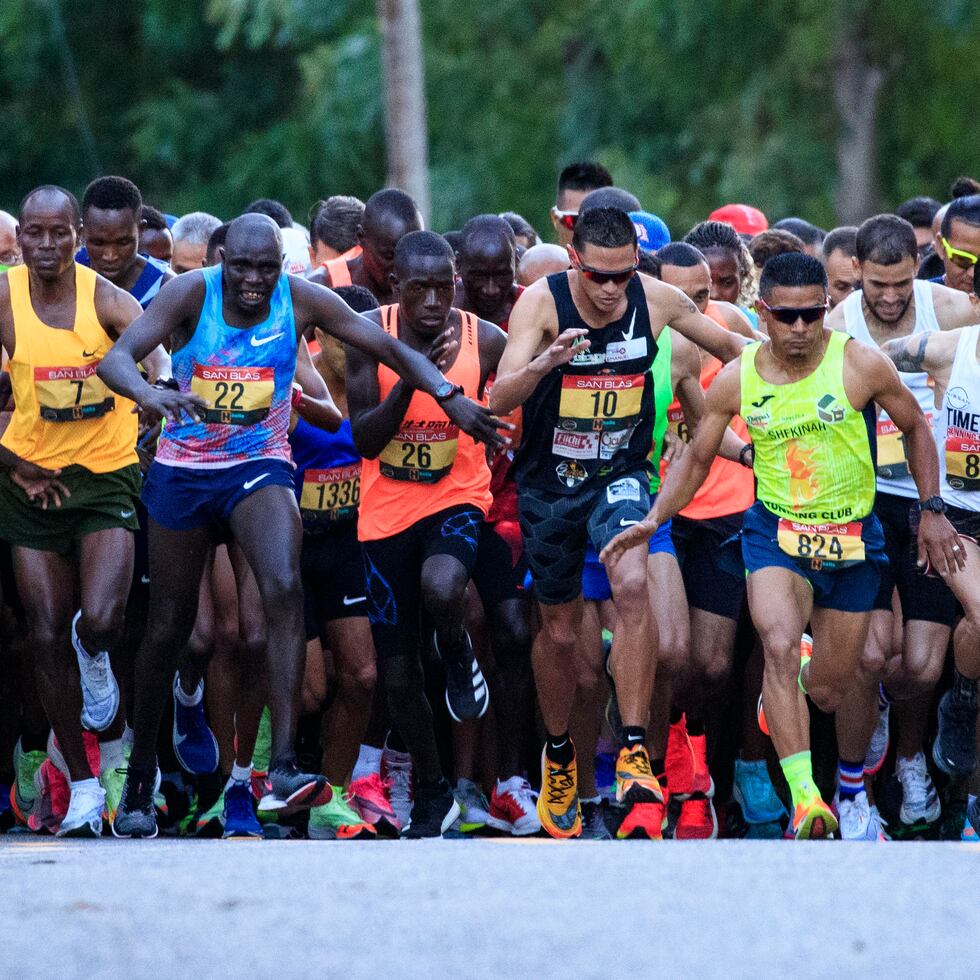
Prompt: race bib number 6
<box><xmin>777</xmin><ymin>519</ymin><xmax>866</xmax><ymax>569</ymax></box>
<box><xmin>191</xmin><ymin>365</ymin><xmax>274</xmax><ymax>425</ymax></box>
<box><xmin>35</xmin><ymin>363</ymin><xmax>114</xmax><ymax>422</ymax></box>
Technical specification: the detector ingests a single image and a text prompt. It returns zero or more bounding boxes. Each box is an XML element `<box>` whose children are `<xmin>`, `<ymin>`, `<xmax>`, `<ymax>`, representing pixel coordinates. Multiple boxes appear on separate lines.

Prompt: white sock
<box><xmin>99</xmin><ymin>738</ymin><xmax>125</xmax><ymax>773</ymax></box>
<box><xmin>174</xmin><ymin>673</ymin><xmax>204</xmax><ymax>707</ymax></box>
<box><xmin>227</xmin><ymin>761</ymin><xmax>252</xmax><ymax>788</ymax></box>
<box><xmin>352</xmin><ymin>744</ymin><xmax>383</xmax><ymax>781</ymax></box>
<box><xmin>70</xmin><ymin>776</ymin><xmax>100</xmax><ymax>794</ymax></box>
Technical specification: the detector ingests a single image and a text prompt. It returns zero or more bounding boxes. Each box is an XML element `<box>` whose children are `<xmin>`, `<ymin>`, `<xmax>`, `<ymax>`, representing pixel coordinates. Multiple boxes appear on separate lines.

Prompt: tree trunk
<box><xmin>833</xmin><ymin>29</ymin><xmax>885</xmax><ymax>225</ymax></box>
<box><xmin>376</xmin><ymin>0</ymin><xmax>431</xmax><ymax>226</ymax></box>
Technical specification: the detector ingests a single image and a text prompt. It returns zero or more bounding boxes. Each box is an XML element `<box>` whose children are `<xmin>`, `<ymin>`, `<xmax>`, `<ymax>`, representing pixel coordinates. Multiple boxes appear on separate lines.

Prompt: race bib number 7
<box><xmin>777</xmin><ymin>519</ymin><xmax>866</xmax><ymax>569</ymax></box>
<box><xmin>191</xmin><ymin>365</ymin><xmax>274</xmax><ymax>425</ymax></box>
<box><xmin>35</xmin><ymin>363</ymin><xmax>114</xmax><ymax>422</ymax></box>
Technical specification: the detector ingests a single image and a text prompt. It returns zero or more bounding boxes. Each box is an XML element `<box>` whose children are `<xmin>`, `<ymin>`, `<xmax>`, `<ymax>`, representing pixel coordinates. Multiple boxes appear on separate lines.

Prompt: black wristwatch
<box><xmin>738</xmin><ymin>443</ymin><xmax>754</xmax><ymax>468</ymax></box>
<box><xmin>919</xmin><ymin>495</ymin><xmax>947</xmax><ymax>514</ymax></box>
<box><xmin>152</xmin><ymin>378</ymin><xmax>179</xmax><ymax>391</ymax></box>
<box><xmin>433</xmin><ymin>381</ymin><xmax>464</xmax><ymax>403</ymax></box>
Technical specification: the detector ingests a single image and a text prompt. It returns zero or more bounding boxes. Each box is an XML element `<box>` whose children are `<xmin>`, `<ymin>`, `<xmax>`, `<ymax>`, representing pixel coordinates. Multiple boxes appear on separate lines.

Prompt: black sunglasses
<box><xmin>758</xmin><ymin>300</ymin><xmax>827</xmax><ymax>325</ymax></box>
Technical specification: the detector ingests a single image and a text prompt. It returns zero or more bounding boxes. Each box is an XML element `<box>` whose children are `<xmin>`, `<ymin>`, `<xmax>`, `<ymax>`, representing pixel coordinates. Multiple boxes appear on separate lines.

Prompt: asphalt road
<box><xmin>1</xmin><ymin>837</ymin><xmax>976</xmax><ymax>978</ymax></box>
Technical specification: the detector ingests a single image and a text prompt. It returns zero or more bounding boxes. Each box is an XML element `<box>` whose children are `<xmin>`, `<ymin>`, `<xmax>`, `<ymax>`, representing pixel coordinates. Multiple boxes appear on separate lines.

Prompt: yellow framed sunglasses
<box><xmin>941</xmin><ymin>236</ymin><xmax>979</xmax><ymax>269</ymax></box>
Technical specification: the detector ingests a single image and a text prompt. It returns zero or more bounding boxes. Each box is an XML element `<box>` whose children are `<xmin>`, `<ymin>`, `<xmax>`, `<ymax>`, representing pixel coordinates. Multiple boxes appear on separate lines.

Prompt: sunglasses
<box><xmin>551</xmin><ymin>207</ymin><xmax>578</xmax><ymax>231</ymax></box>
<box><xmin>757</xmin><ymin>300</ymin><xmax>827</xmax><ymax>324</ymax></box>
<box><xmin>573</xmin><ymin>258</ymin><xmax>637</xmax><ymax>286</ymax></box>
<box><xmin>941</xmin><ymin>236</ymin><xmax>979</xmax><ymax>270</ymax></box>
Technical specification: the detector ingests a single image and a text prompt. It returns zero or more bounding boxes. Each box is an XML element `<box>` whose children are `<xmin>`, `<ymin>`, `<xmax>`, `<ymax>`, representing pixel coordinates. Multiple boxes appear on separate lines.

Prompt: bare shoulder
<box><xmin>509</xmin><ymin>277</ymin><xmax>558</xmax><ymax>332</ymax></box>
<box><xmin>932</xmin><ymin>280</ymin><xmax>978</xmax><ymax>328</ymax></box>
<box><xmin>640</xmin><ymin>272</ymin><xmax>692</xmax><ymax>315</ymax></box>
<box><xmin>825</xmin><ymin>300</ymin><xmax>848</xmax><ymax>331</ymax></box>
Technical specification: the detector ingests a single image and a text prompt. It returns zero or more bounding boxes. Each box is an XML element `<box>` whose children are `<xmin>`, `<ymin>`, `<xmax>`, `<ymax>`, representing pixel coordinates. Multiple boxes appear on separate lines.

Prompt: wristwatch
<box><xmin>433</xmin><ymin>381</ymin><xmax>464</xmax><ymax>403</ymax></box>
<box><xmin>738</xmin><ymin>443</ymin><xmax>754</xmax><ymax>468</ymax></box>
<box><xmin>919</xmin><ymin>495</ymin><xmax>947</xmax><ymax>514</ymax></box>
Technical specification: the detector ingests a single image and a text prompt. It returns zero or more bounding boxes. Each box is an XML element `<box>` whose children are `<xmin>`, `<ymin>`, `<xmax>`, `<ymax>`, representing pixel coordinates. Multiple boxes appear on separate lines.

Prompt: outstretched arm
<box><xmin>655</xmin><ymin>281</ymin><xmax>750</xmax><ymax>364</ymax></box>
<box><xmin>880</xmin><ymin>329</ymin><xmax>959</xmax><ymax>390</ymax></box>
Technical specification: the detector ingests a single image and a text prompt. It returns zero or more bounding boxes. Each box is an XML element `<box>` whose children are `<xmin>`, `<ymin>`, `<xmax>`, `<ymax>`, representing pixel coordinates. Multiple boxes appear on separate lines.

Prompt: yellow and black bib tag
<box><xmin>945</xmin><ymin>428</ymin><xmax>980</xmax><ymax>491</ymax></box>
<box><xmin>300</xmin><ymin>463</ymin><xmax>361</xmax><ymax>521</ymax></box>
<box><xmin>35</xmin><ymin>363</ymin><xmax>114</xmax><ymax>422</ymax></box>
<box><xmin>558</xmin><ymin>373</ymin><xmax>645</xmax><ymax>432</ymax></box>
<box><xmin>777</xmin><ymin>518</ymin><xmax>866</xmax><ymax>570</ymax></box>
<box><xmin>191</xmin><ymin>365</ymin><xmax>274</xmax><ymax>425</ymax></box>
<box><xmin>379</xmin><ymin>421</ymin><xmax>458</xmax><ymax>483</ymax></box>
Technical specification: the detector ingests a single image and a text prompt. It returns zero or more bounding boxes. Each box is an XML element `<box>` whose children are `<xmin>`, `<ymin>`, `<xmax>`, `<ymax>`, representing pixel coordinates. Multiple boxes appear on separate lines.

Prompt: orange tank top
<box><xmin>322</xmin><ymin>245</ymin><xmax>362</xmax><ymax>289</ymax></box>
<box><xmin>358</xmin><ymin>305</ymin><xmax>492</xmax><ymax>541</ymax></box>
<box><xmin>1</xmin><ymin>263</ymin><xmax>137</xmax><ymax>472</ymax></box>
<box><xmin>662</xmin><ymin>300</ymin><xmax>754</xmax><ymax>519</ymax></box>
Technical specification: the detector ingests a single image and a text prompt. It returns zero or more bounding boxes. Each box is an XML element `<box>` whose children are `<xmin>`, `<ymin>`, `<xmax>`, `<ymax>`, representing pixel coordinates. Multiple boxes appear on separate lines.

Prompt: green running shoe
<box><xmin>308</xmin><ymin>787</ymin><xmax>377</xmax><ymax>840</ymax></box>
<box><xmin>10</xmin><ymin>739</ymin><xmax>47</xmax><ymax>826</ymax></box>
<box><xmin>100</xmin><ymin>765</ymin><xmax>127</xmax><ymax>827</ymax></box>
<box><xmin>195</xmin><ymin>790</ymin><xmax>225</xmax><ymax>837</ymax></box>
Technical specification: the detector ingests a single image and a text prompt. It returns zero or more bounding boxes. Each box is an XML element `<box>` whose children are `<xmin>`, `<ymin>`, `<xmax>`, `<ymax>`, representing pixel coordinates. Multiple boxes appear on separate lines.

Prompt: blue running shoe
<box><xmin>733</xmin><ymin>758</ymin><xmax>787</xmax><ymax>824</ymax></box>
<box><xmin>222</xmin><ymin>780</ymin><xmax>262</xmax><ymax>838</ymax></box>
<box><xmin>172</xmin><ymin>674</ymin><xmax>219</xmax><ymax>776</ymax></box>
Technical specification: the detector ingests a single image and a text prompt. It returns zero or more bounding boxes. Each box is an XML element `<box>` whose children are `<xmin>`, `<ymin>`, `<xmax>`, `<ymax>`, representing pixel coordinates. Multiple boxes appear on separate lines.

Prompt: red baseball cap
<box><xmin>708</xmin><ymin>204</ymin><xmax>768</xmax><ymax>236</ymax></box>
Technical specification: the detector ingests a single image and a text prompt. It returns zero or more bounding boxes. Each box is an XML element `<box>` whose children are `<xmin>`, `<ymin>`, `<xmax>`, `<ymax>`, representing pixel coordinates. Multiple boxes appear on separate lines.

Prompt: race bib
<box><xmin>876</xmin><ymin>414</ymin><xmax>931</xmax><ymax>480</ymax></box>
<box><xmin>191</xmin><ymin>365</ymin><xmax>274</xmax><ymax>425</ymax></box>
<box><xmin>777</xmin><ymin>518</ymin><xmax>865</xmax><ymax>570</ymax></box>
<box><xmin>667</xmin><ymin>405</ymin><xmax>690</xmax><ymax>444</ymax></box>
<box><xmin>35</xmin><ymin>363</ymin><xmax>114</xmax><ymax>422</ymax></box>
<box><xmin>300</xmin><ymin>463</ymin><xmax>361</xmax><ymax>521</ymax></box>
<box><xmin>558</xmin><ymin>373</ymin><xmax>644</xmax><ymax>431</ymax></box>
<box><xmin>945</xmin><ymin>428</ymin><xmax>980</xmax><ymax>492</ymax></box>
<box><xmin>379</xmin><ymin>421</ymin><xmax>458</xmax><ymax>483</ymax></box>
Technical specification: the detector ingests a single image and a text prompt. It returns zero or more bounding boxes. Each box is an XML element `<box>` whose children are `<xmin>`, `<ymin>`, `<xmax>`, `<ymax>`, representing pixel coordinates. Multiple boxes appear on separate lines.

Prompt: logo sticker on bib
<box><xmin>35</xmin><ymin>363</ymin><xmax>114</xmax><ymax>422</ymax></box>
<box><xmin>876</xmin><ymin>414</ymin><xmax>931</xmax><ymax>481</ymax></box>
<box><xmin>556</xmin><ymin>460</ymin><xmax>587</xmax><ymax>488</ymax></box>
<box><xmin>192</xmin><ymin>365</ymin><xmax>274</xmax><ymax>425</ymax></box>
<box><xmin>945</xmin><ymin>425</ymin><xmax>980</xmax><ymax>492</ymax></box>
<box><xmin>552</xmin><ymin>429</ymin><xmax>599</xmax><ymax>459</ymax></box>
<box><xmin>606</xmin><ymin>477</ymin><xmax>642</xmax><ymax>504</ymax></box>
<box><xmin>777</xmin><ymin>518</ymin><xmax>865</xmax><ymax>570</ymax></box>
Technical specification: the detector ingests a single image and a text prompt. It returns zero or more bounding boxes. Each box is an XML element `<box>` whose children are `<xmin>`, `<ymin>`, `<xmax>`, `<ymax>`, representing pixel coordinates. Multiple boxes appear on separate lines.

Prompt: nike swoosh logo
<box><xmin>619</xmin><ymin>518</ymin><xmax>639</xmax><ymax>527</ymax></box>
<box><xmin>82</xmin><ymin>349</ymin><xmax>97</xmax><ymax>358</ymax></box>
<box><xmin>621</xmin><ymin>310</ymin><xmax>636</xmax><ymax>342</ymax></box>
<box><xmin>140</xmin><ymin>575</ymin><xmax>150</xmax><ymax>585</ymax></box>
<box><xmin>342</xmin><ymin>595</ymin><xmax>365</xmax><ymax>606</ymax></box>
<box><xmin>751</xmin><ymin>395</ymin><xmax>774</xmax><ymax>408</ymax></box>
<box><xmin>120</xmin><ymin>509</ymin><xmax>135</xmax><ymax>519</ymax></box>
<box><xmin>243</xmin><ymin>473</ymin><xmax>270</xmax><ymax>490</ymax></box>
<box><xmin>250</xmin><ymin>332</ymin><xmax>284</xmax><ymax>347</ymax></box>
<box><xmin>174</xmin><ymin>732</ymin><xmax>188</xmax><ymax>746</ymax></box>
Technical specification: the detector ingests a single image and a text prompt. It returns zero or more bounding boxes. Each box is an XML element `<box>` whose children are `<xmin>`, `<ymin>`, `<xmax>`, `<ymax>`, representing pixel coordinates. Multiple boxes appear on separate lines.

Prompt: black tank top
<box><xmin>514</xmin><ymin>271</ymin><xmax>657</xmax><ymax>494</ymax></box>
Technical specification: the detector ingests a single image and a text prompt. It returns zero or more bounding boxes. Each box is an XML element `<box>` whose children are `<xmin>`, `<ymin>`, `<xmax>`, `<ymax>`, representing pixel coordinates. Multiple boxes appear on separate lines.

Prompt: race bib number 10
<box><xmin>191</xmin><ymin>365</ymin><xmax>274</xmax><ymax>425</ymax></box>
<box><xmin>558</xmin><ymin>373</ymin><xmax>644</xmax><ymax>431</ymax></box>
<box><xmin>35</xmin><ymin>363</ymin><xmax>114</xmax><ymax>422</ymax></box>
<box><xmin>777</xmin><ymin>519</ymin><xmax>866</xmax><ymax>569</ymax></box>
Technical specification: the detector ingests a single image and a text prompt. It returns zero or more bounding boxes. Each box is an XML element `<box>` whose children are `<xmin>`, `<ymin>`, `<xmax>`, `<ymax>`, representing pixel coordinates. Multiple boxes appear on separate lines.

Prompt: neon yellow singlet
<box><xmin>647</xmin><ymin>326</ymin><xmax>672</xmax><ymax>493</ymax></box>
<box><xmin>739</xmin><ymin>330</ymin><xmax>875</xmax><ymax>523</ymax></box>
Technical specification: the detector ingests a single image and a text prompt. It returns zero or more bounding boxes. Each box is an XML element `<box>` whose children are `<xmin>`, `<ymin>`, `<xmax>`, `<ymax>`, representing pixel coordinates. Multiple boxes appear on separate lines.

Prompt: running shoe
<box><xmin>896</xmin><ymin>752</ymin><xmax>941</xmax><ymax>826</ymax></box>
<box><xmin>758</xmin><ymin>633</ymin><xmax>812</xmax><ymax>737</ymax></box>
<box><xmin>10</xmin><ymin>738</ymin><xmax>47</xmax><ymax>825</ymax></box>
<box><xmin>111</xmin><ymin>770</ymin><xmax>158</xmax><ymax>839</ymax></box>
<box><xmin>350</xmin><ymin>772</ymin><xmax>401</xmax><ymax>836</ymax></box>
<box><xmin>838</xmin><ymin>793</ymin><xmax>887</xmax><ymax>841</ymax></box>
<box><xmin>864</xmin><ymin>696</ymin><xmax>890</xmax><ymax>776</ymax></box>
<box><xmin>100</xmin><ymin>765</ymin><xmax>127</xmax><ymax>826</ymax></box>
<box><xmin>222</xmin><ymin>780</ymin><xmax>262</xmax><ymax>838</ymax></box>
<box><xmin>381</xmin><ymin>742</ymin><xmax>414</xmax><ymax>831</ymax></box>
<box><xmin>195</xmin><ymin>790</ymin><xmax>226</xmax><ymax>837</ymax></box>
<box><xmin>71</xmin><ymin>610</ymin><xmax>120</xmax><ymax>732</ymax></box>
<box><xmin>487</xmin><ymin>776</ymin><xmax>540</xmax><ymax>836</ymax></box>
<box><xmin>932</xmin><ymin>689</ymin><xmax>978</xmax><ymax>780</ymax></box>
<box><xmin>617</xmin><ymin>800</ymin><xmax>668</xmax><ymax>840</ymax></box>
<box><xmin>308</xmin><ymin>787</ymin><xmax>377</xmax><ymax>840</ymax></box>
<box><xmin>733</xmin><ymin>758</ymin><xmax>787</xmax><ymax>824</ymax></box>
<box><xmin>251</xmin><ymin>706</ymin><xmax>272</xmax><ymax>799</ymax></box>
<box><xmin>664</xmin><ymin>717</ymin><xmax>695</xmax><ymax>800</ymax></box>
<box><xmin>537</xmin><ymin>747</ymin><xmax>581</xmax><ymax>839</ymax></box>
<box><xmin>675</xmin><ymin>797</ymin><xmax>718</xmax><ymax>839</ymax></box>
<box><xmin>437</xmin><ymin>630</ymin><xmax>490</xmax><ymax>723</ymax></box>
<box><xmin>172</xmin><ymin>674</ymin><xmax>219</xmax><ymax>776</ymax></box>
<box><xmin>965</xmin><ymin>795</ymin><xmax>979</xmax><ymax>840</ymax></box>
<box><xmin>615</xmin><ymin>745</ymin><xmax>665</xmax><ymax>806</ymax></box>
<box><xmin>580</xmin><ymin>798</ymin><xmax>612</xmax><ymax>840</ymax></box>
<box><xmin>28</xmin><ymin>759</ymin><xmax>67</xmax><ymax>835</ymax></box>
<box><xmin>791</xmin><ymin>795</ymin><xmax>838</xmax><ymax>840</ymax></box>
<box><xmin>57</xmin><ymin>781</ymin><xmax>105</xmax><ymax>838</ymax></box>
<box><xmin>594</xmin><ymin>751</ymin><xmax>616</xmax><ymax>801</ymax></box>
<box><xmin>257</xmin><ymin>759</ymin><xmax>332</xmax><ymax>812</ymax></box>
<box><xmin>454</xmin><ymin>777</ymin><xmax>491</xmax><ymax>833</ymax></box>
<box><xmin>404</xmin><ymin>778</ymin><xmax>460</xmax><ymax>838</ymax></box>
<box><xmin>688</xmin><ymin>732</ymin><xmax>714</xmax><ymax>797</ymax></box>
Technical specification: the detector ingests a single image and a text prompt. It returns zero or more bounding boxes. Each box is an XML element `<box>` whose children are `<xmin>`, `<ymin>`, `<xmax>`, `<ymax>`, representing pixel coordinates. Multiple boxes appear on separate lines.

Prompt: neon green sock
<box><xmin>779</xmin><ymin>750</ymin><xmax>818</xmax><ymax>811</ymax></box>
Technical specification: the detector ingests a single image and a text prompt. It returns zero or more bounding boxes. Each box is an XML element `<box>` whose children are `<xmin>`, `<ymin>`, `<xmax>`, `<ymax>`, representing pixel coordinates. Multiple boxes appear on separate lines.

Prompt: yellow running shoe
<box><xmin>792</xmin><ymin>796</ymin><xmax>838</xmax><ymax>840</ymax></box>
<box><xmin>615</xmin><ymin>744</ymin><xmax>665</xmax><ymax>805</ymax></box>
<box><xmin>537</xmin><ymin>746</ymin><xmax>581</xmax><ymax>839</ymax></box>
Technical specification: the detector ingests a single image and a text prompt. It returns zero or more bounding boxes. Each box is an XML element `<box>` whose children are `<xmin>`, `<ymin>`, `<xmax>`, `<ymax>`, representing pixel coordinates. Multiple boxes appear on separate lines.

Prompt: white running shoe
<box><xmin>864</xmin><ymin>701</ymin><xmax>890</xmax><ymax>776</ymax></box>
<box><xmin>488</xmin><ymin>776</ymin><xmax>541</xmax><ymax>836</ymax></box>
<box><xmin>454</xmin><ymin>778</ymin><xmax>491</xmax><ymax>833</ymax></box>
<box><xmin>72</xmin><ymin>611</ymin><xmax>120</xmax><ymax>732</ymax></box>
<box><xmin>57</xmin><ymin>781</ymin><xmax>106</xmax><ymax>838</ymax></box>
<box><xmin>838</xmin><ymin>793</ymin><xmax>887</xmax><ymax>840</ymax></box>
<box><xmin>381</xmin><ymin>740</ymin><xmax>413</xmax><ymax>832</ymax></box>
<box><xmin>896</xmin><ymin>752</ymin><xmax>941</xmax><ymax>826</ymax></box>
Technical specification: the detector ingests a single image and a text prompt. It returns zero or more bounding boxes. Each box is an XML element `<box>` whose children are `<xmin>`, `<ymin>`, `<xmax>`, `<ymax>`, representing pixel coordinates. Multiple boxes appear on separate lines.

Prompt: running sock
<box><xmin>226</xmin><ymin>761</ymin><xmax>252</xmax><ymax>789</ymax></box>
<box><xmin>837</xmin><ymin>759</ymin><xmax>865</xmax><ymax>801</ymax></box>
<box><xmin>686</xmin><ymin>716</ymin><xmax>706</xmax><ymax>737</ymax></box>
<box><xmin>580</xmin><ymin>794</ymin><xmax>602</xmax><ymax>806</ymax></box>
<box><xmin>99</xmin><ymin>738</ymin><xmax>125</xmax><ymax>774</ymax></box>
<box><xmin>779</xmin><ymin>751</ymin><xmax>819</xmax><ymax>811</ymax></box>
<box><xmin>352</xmin><ymin>744</ymin><xmax>383</xmax><ymax>781</ymax></box>
<box><xmin>798</xmin><ymin>653</ymin><xmax>811</xmax><ymax>695</ymax></box>
<box><xmin>951</xmin><ymin>668</ymin><xmax>979</xmax><ymax>708</ymax></box>
<box><xmin>69</xmin><ymin>776</ymin><xmax>100</xmax><ymax>794</ymax></box>
<box><xmin>878</xmin><ymin>683</ymin><xmax>892</xmax><ymax>712</ymax></box>
<box><xmin>621</xmin><ymin>726</ymin><xmax>646</xmax><ymax>750</ymax></box>
<box><xmin>545</xmin><ymin>732</ymin><xmax>574</xmax><ymax>766</ymax></box>
<box><xmin>174</xmin><ymin>674</ymin><xmax>204</xmax><ymax>707</ymax></box>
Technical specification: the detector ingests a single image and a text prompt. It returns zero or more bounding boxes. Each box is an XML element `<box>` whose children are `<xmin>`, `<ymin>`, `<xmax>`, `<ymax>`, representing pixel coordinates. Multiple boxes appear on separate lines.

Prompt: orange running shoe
<box><xmin>617</xmin><ymin>800</ymin><xmax>668</xmax><ymax>839</ymax></box>
<box><xmin>615</xmin><ymin>744</ymin><xmax>665</xmax><ymax>806</ymax></box>
<box><xmin>675</xmin><ymin>797</ymin><xmax>719</xmax><ymax>839</ymax></box>
<box><xmin>665</xmin><ymin>717</ymin><xmax>695</xmax><ymax>800</ymax></box>
<box><xmin>791</xmin><ymin>795</ymin><xmax>838</xmax><ymax>840</ymax></box>
<box><xmin>758</xmin><ymin>633</ymin><xmax>813</xmax><ymax>737</ymax></box>
<box><xmin>688</xmin><ymin>732</ymin><xmax>714</xmax><ymax>797</ymax></box>
<box><xmin>537</xmin><ymin>746</ymin><xmax>581</xmax><ymax>839</ymax></box>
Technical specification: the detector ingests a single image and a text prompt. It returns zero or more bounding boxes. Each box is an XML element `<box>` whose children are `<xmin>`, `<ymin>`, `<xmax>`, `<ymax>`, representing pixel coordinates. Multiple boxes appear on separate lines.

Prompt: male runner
<box><xmin>933</xmin><ymin>195</ymin><xmax>980</xmax><ymax>295</ymax></box>
<box><xmin>78</xmin><ymin>176</ymin><xmax>173</xmax><ymax>308</ymax></box>
<box><xmin>827</xmin><ymin>214</ymin><xmax>977</xmax><ymax>835</ymax></box>
<box><xmin>347</xmin><ymin>231</ymin><xmax>514</xmax><ymax>837</ymax></box>
<box><xmin>98</xmin><ymin>214</ymin><xmax>508</xmax><ymax>837</ymax></box>
<box><xmin>0</xmin><ymin>211</ymin><xmax>21</xmax><ymax>269</ymax></box>
<box><xmin>821</xmin><ymin>226</ymin><xmax>859</xmax><ymax>309</ymax></box>
<box><xmin>170</xmin><ymin>212</ymin><xmax>222</xmax><ymax>275</ymax></box>
<box><xmin>138</xmin><ymin>205</ymin><xmax>173</xmax><ymax>266</ymax></box>
<box><xmin>881</xmin><ymin>289</ymin><xmax>980</xmax><ymax>782</ymax></box>
<box><xmin>603</xmin><ymin>252</ymin><xmax>963</xmax><ymax>839</ymax></box>
<box><xmin>455</xmin><ymin>215</ymin><xmax>523</xmax><ymax>326</ymax></box>
<box><xmin>895</xmin><ymin>197</ymin><xmax>942</xmax><ymax>261</ymax></box>
<box><xmin>308</xmin><ymin>195</ymin><xmax>364</xmax><ymax>267</ymax></box>
<box><xmin>310</xmin><ymin>188</ymin><xmax>422</xmax><ymax>304</ymax></box>
<box><xmin>518</xmin><ymin>244</ymin><xmax>570</xmax><ymax>287</ymax></box>
<box><xmin>0</xmin><ymin>186</ymin><xmax>166</xmax><ymax>836</ymax></box>
<box><xmin>491</xmin><ymin>207</ymin><xmax>746</xmax><ymax>838</ymax></box>
<box><xmin>549</xmin><ymin>162</ymin><xmax>613</xmax><ymax>247</ymax></box>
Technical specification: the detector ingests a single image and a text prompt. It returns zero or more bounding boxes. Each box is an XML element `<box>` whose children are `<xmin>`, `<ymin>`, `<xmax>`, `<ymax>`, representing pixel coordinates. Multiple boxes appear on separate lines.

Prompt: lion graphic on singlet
<box><xmin>786</xmin><ymin>441</ymin><xmax>819</xmax><ymax>508</ymax></box>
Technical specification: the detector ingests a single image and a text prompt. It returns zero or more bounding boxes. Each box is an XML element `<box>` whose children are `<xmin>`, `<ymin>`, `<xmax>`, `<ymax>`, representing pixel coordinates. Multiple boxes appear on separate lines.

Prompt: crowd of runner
<box><xmin>0</xmin><ymin>163</ymin><xmax>978</xmax><ymax>842</ymax></box>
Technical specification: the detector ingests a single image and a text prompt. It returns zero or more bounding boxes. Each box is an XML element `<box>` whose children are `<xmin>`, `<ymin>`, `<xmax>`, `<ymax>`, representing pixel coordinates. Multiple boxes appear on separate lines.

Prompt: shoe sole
<box><xmin>931</xmin><ymin>736</ymin><xmax>976</xmax><ymax>781</ymax></box>
<box><xmin>308</xmin><ymin>823</ymin><xmax>378</xmax><ymax>841</ymax></box>
<box><xmin>57</xmin><ymin>817</ymin><xmax>102</xmax><ymax>838</ymax></box>
<box><xmin>258</xmin><ymin>780</ymin><xmax>332</xmax><ymax>813</ymax></box>
<box><xmin>616</xmin><ymin>807</ymin><xmax>667</xmax><ymax>840</ymax></box>
<box><xmin>795</xmin><ymin>808</ymin><xmax>838</xmax><ymax>840</ymax></box>
<box><xmin>402</xmin><ymin>799</ymin><xmax>462</xmax><ymax>838</ymax></box>
<box><xmin>617</xmin><ymin>781</ymin><xmax>665</xmax><ymax>806</ymax></box>
<box><xmin>486</xmin><ymin>815</ymin><xmax>541</xmax><ymax>836</ymax></box>
<box><xmin>222</xmin><ymin>827</ymin><xmax>263</xmax><ymax>839</ymax></box>
<box><xmin>111</xmin><ymin>820</ymin><xmax>158</xmax><ymax>840</ymax></box>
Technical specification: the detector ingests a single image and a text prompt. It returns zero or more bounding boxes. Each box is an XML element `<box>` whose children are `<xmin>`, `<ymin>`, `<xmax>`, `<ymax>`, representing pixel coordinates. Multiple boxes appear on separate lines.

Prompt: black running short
<box><xmin>872</xmin><ymin>491</ymin><xmax>957</xmax><ymax>626</ymax></box>
<box><xmin>361</xmin><ymin>504</ymin><xmax>482</xmax><ymax>661</ymax></box>
<box><xmin>301</xmin><ymin>519</ymin><xmax>369</xmax><ymax>639</ymax></box>
<box><xmin>471</xmin><ymin>520</ymin><xmax>527</xmax><ymax>612</ymax></box>
<box><xmin>670</xmin><ymin>511</ymin><xmax>747</xmax><ymax>621</ymax></box>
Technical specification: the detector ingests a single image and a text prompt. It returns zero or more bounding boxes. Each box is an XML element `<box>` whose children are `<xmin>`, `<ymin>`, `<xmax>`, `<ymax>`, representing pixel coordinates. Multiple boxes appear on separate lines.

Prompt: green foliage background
<box><xmin>2</xmin><ymin>0</ymin><xmax>978</xmax><ymax>237</ymax></box>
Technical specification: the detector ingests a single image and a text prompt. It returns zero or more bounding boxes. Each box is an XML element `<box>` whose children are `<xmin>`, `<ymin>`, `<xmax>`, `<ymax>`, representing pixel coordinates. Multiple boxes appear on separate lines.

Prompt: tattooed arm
<box><xmin>880</xmin><ymin>329</ymin><xmax>959</xmax><ymax>395</ymax></box>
